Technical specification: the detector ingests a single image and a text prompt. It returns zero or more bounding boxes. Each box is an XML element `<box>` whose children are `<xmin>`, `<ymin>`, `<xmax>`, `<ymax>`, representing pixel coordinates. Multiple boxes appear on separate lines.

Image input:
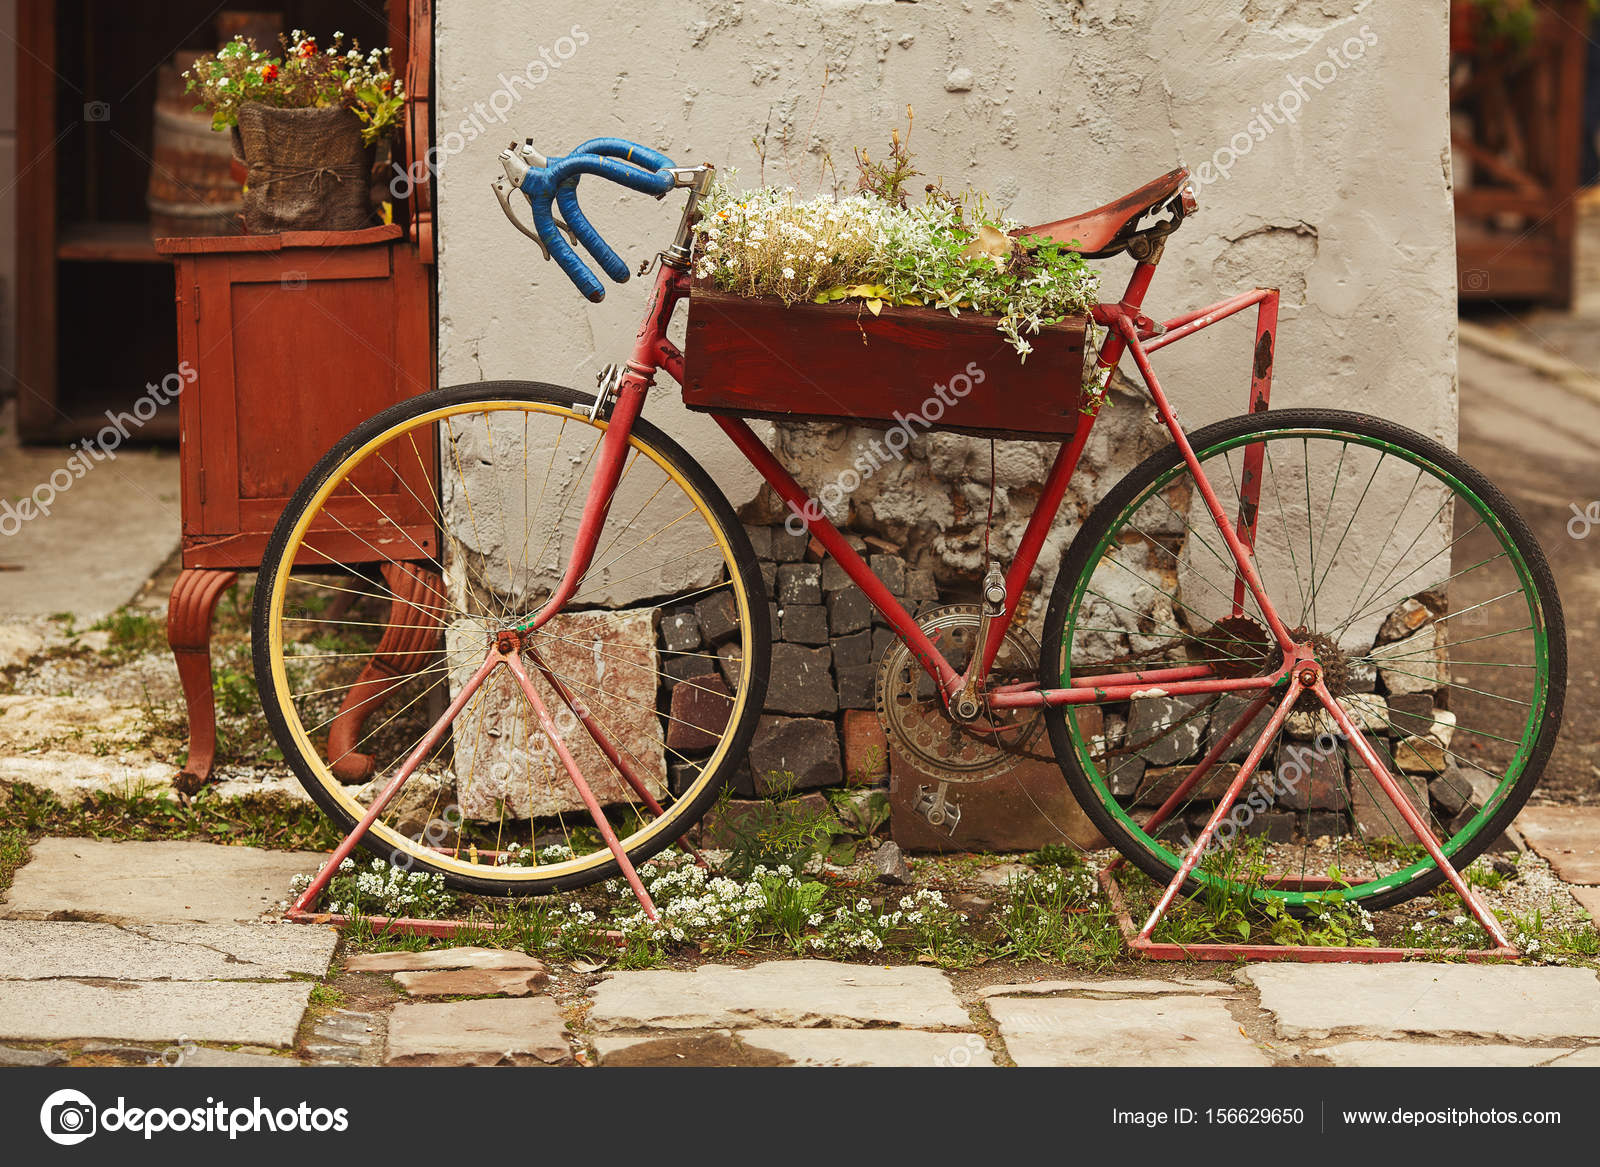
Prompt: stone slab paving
<box><xmin>0</xmin><ymin>920</ymin><xmax>337</xmax><ymax>980</ymax></box>
<box><xmin>588</xmin><ymin>960</ymin><xmax>971</xmax><ymax>1031</ymax></box>
<box><xmin>1573</xmin><ymin>886</ymin><xmax>1600</xmax><ymax>920</ymax></box>
<box><xmin>1548</xmin><ymin>1046</ymin><xmax>1600</xmax><ymax>1067</ymax></box>
<box><xmin>977</xmin><ymin>977</ymin><xmax>1231</xmax><ymax>999</ymax></box>
<box><xmin>385</xmin><ymin>998</ymin><xmax>572</xmax><ymax>1066</ymax></box>
<box><xmin>1516</xmin><ymin>806</ymin><xmax>1600</xmax><ymax>884</ymax></box>
<box><xmin>393</xmin><ymin>968</ymin><xmax>548</xmax><ymax>997</ymax></box>
<box><xmin>179</xmin><ymin>1048</ymin><xmax>298</xmax><ymax>1068</ymax></box>
<box><xmin>344</xmin><ymin>947</ymin><xmax>546</xmax><ymax>973</ymax></box>
<box><xmin>595</xmin><ymin>1027</ymin><xmax>995</xmax><ymax>1067</ymax></box>
<box><xmin>0</xmin><ymin>980</ymin><xmax>314</xmax><ymax>1046</ymax></box>
<box><xmin>986</xmin><ymin>991</ymin><xmax>1268</xmax><ymax>1067</ymax></box>
<box><xmin>1240</xmin><ymin>963</ymin><xmax>1600</xmax><ymax>1041</ymax></box>
<box><xmin>2</xmin><ymin>837</ymin><xmax>321</xmax><ymax>924</ymax></box>
<box><xmin>1312</xmin><ymin>1041</ymin><xmax>1567</xmax><ymax>1067</ymax></box>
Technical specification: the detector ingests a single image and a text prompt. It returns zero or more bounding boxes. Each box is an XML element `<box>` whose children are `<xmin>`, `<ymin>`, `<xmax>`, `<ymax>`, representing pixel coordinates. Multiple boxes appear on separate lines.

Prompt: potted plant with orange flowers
<box><xmin>185</xmin><ymin>30</ymin><xmax>405</xmax><ymax>234</ymax></box>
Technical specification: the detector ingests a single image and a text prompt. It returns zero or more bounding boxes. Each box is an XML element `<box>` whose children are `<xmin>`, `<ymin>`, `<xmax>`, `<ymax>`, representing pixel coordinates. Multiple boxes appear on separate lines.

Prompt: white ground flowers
<box><xmin>693</xmin><ymin>175</ymin><xmax>1100</xmax><ymax>358</ymax></box>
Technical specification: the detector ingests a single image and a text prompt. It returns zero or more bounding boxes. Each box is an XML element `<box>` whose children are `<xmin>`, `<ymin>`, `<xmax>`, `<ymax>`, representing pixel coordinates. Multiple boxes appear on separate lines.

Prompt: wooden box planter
<box><xmin>684</xmin><ymin>288</ymin><xmax>1088</xmax><ymax>439</ymax></box>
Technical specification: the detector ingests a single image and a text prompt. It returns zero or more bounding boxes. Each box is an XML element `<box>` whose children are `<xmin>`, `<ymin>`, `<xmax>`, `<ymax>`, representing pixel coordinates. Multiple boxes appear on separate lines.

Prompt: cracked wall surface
<box><xmin>435</xmin><ymin>0</ymin><xmax>1455</xmax><ymax>598</ymax></box>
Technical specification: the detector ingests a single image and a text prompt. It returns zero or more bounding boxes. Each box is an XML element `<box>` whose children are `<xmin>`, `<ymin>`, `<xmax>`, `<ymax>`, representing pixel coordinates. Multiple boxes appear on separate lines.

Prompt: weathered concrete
<box><xmin>1241</xmin><ymin>963</ymin><xmax>1600</xmax><ymax>1041</ymax></box>
<box><xmin>1312</xmin><ymin>1041</ymin><xmax>1567</xmax><ymax>1068</ymax></box>
<box><xmin>587</xmin><ymin>960</ymin><xmax>970</xmax><ymax>1031</ymax></box>
<box><xmin>595</xmin><ymin>1027</ymin><xmax>995</xmax><ymax>1067</ymax></box>
<box><xmin>988</xmin><ymin>995</ymin><xmax>1269</xmax><ymax>1067</ymax></box>
<box><xmin>0</xmin><ymin>980</ymin><xmax>314</xmax><ymax>1046</ymax></box>
<box><xmin>1516</xmin><ymin>806</ymin><xmax>1600</xmax><ymax>884</ymax></box>
<box><xmin>0</xmin><ymin>920</ymin><xmax>336</xmax><ymax>980</ymax></box>
<box><xmin>385</xmin><ymin>997</ymin><xmax>571</xmax><ymax>1066</ymax></box>
<box><xmin>1</xmin><ymin>838</ymin><xmax>322</xmax><ymax>924</ymax></box>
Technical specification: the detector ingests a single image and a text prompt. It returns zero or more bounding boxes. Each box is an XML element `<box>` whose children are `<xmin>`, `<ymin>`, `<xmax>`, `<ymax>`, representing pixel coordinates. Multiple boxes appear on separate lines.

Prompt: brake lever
<box><xmin>493</xmin><ymin>149</ymin><xmax>577</xmax><ymax>261</ymax></box>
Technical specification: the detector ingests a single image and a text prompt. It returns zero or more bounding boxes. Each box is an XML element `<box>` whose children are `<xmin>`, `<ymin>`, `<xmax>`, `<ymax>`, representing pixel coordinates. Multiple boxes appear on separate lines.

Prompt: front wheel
<box><xmin>253</xmin><ymin>381</ymin><xmax>769</xmax><ymax>896</ymax></box>
<box><xmin>1041</xmin><ymin>408</ymin><xmax>1564</xmax><ymax>912</ymax></box>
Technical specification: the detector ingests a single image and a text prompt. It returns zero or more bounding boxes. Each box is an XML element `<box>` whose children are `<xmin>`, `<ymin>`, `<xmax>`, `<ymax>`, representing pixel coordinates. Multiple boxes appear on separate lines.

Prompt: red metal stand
<box><xmin>167</xmin><ymin>568</ymin><xmax>239</xmax><ymax>792</ymax></box>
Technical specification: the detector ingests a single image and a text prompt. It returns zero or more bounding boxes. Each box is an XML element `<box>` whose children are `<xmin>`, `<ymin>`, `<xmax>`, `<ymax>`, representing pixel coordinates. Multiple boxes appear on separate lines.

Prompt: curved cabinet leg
<box><xmin>167</xmin><ymin>568</ymin><xmax>239</xmax><ymax>793</ymax></box>
<box><xmin>325</xmin><ymin>562</ymin><xmax>444</xmax><ymax>783</ymax></box>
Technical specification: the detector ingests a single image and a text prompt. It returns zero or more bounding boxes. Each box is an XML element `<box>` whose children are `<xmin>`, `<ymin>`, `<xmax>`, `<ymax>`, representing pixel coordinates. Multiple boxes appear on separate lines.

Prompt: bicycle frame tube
<box><xmin>525</xmin><ymin>250</ymin><xmax>1285</xmax><ymax>714</ymax></box>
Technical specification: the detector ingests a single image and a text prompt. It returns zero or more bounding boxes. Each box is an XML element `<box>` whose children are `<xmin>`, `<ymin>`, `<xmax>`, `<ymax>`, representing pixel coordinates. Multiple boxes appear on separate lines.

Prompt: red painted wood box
<box><xmin>683</xmin><ymin>288</ymin><xmax>1088</xmax><ymax>439</ymax></box>
<box><xmin>155</xmin><ymin>224</ymin><xmax>437</xmax><ymax>786</ymax></box>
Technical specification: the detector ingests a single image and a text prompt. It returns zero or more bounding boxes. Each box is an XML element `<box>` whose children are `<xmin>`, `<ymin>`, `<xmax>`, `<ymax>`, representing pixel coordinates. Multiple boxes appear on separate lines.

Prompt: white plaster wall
<box><xmin>434</xmin><ymin>0</ymin><xmax>1456</xmax><ymax>586</ymax></box>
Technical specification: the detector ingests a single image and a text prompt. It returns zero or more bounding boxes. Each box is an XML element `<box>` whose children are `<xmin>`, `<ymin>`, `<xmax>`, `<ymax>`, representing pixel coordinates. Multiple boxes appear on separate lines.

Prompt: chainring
<box><xmin>874</xmin><ymin>604</ymin><xmax>1045</xmax><ymax>782</ymax></box>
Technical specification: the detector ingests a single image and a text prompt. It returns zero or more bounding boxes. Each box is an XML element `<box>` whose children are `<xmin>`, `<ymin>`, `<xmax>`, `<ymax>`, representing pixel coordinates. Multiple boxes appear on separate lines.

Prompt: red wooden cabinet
<box><xmin>160</xmin><ymin>225</ymin><xmax>436</xmax><ymax>568</ymax></box>
<box><xmin>155</xmin><ymin>225</ymin><xmax>438</xmax><ymax>786</ymax></box>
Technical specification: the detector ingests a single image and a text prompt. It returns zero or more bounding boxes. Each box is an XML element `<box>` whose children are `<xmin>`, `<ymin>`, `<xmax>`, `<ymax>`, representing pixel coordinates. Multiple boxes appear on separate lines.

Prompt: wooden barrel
<box><xmin>147</xmin><ymin>54</ymin><xmax>243</xmax><ymax>238</ymax></box>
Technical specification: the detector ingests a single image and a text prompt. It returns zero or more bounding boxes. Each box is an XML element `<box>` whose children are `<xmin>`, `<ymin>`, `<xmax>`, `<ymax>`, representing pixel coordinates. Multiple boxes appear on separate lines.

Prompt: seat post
<box><xmin>1117</xmin><ymin>255</ymin><xmax>1160</xmax><ymax>314</ymax></box>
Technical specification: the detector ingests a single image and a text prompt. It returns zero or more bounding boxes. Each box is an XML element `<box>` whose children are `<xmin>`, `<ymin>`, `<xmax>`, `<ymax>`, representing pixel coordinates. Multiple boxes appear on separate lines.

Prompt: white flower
<box><xmin>782</xmin><ymin>267</ymin><xmax>796</xmax><ymax>280</ymax></box>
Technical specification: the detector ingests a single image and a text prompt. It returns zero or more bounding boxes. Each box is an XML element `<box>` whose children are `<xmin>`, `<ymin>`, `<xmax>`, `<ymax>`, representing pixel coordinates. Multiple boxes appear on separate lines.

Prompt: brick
<box><xmin>1239</xmin><ymin>811</ymin><xmax>1295</xmax><ymax>843</ymax></box>
<box><xmin>831</xmin><ymin>629</ymin><xmax>873</xmax><ymax>672</ymax></box>
<box><xmin>1206</xmin><ymin>692</ymin><xmax>1273</xmax><ymax>762</ymax></box>
<box><xmin>777</xmin><ymin>563</ymin><xmax>822</xmax><ymax>605</ymax></box>
<box><xmin>1348</xmin><ymin>750</ymin><xmax>1430</xmax><ymax>840</ymax></box>
<box><xmin>749</xmin><ymin>715</ymin><xmax>843</xmax><ymax>793</ymax></box>
<box><xmin>780</xmin><ymin>603</ymin><xmax>829</xmax><ymax>646</ymax></box>
<box><xmin>694</xmin><ymin>591</ymin><xmax>742</xmax><ymax>645</ymax></box>
<box><xmin>1428</xmin><ymin>765</ymin><xmax>1477</xmax><ymax>817</ymax></box>
<box><xmin>765</xmin><ymin>644</ymin><xmax>837</xmax><ymax>715</ymax></box>
<box><xmin>827</xmin><ymin>586</ymin><xmax>873</xmax><ymax>635</ymax></box>
<box><xmin>822</xmin><ymin>558</ymin><xmax>853</xmax><ymax>593</ymax></box>
<box><xmin>872</xmin><ymin>627</ymin><xmax>898</xmax><ymax>660</ymax></box>
<box><xmin>1107</xmin><ymin>754</ymin><xmax>1146</xmax><ymax>799</ymax></box>
<box><xmin>1275</xmin><ymin>743</ymin><xmax>1345</xmax><ymax>811</ymax></box>
<box><xmin>1299</xmin><ymin>811</ymin><xmax>1349</xmax><ymax>839</ymax></box>
<box><xmin>660</xmin><ymin>607</ymin><xmax>702</xmax><ymax>654</ymax></box>
<box><xmin>744</xmin><ymin>525</ymin><xmax>772</xmax><ymax>560</ymax></box>
<box><xmin>770</xmin><ymin>527</ymin><xmax>809</xmax><ymax>563</ymax></box>
<box><xmin>869</xmin><ymin>553</ymin><xmax>906</xmax><ymax>596</ymax></box>
<box><xmin>695</xmin><ymin>792</ymin><xmax>832</xmax><ymax>848</ymax></box>
<box><xmin>1385</xmin><ymin>692</ymin><xmax>1435</xmax><ymax>733</ymax></box>
<box><xmin>1134</xmin><ymin>763</ymin><xmax>1258</xmax><ymax>807</ymax></box>
<box><xmin>841</xmin><ymin>710</ymin><xmax>889</xmax><ymax>784</ymax></box>
<box><xmin>1126</xmin><ymin>694</ymin><xmax>1210</xmax><ymax>766</ymax></box>
<box><xmin>666</xmin><ymin>673</ymin><xmax>734</xmax><ymax>753</ymax></box>
<box><xmin>663</xmin><ymin>656</ymin><xmax>713</xmax><ymax>690</ymax></box>
<box><xmin>758</xmin><ymin>561</ymin><xmax>777</xmax><ymax>599</ymax></box>
<box><xmin>906</xmin><ymin>568</ymin><xmax>938</xmax><ymax>603</ymax></box>
<box><xmin>837</xmin><ymin>664</ymin><xmax>875</xmax><ymax>711</ymax></box>
<box><xmin>717</xmin><ymin>642</ymin><xmax>744</xmax><ymax>689</ymax></box>
<box><xmin>890</xmin><ymin>738</ymin><xmax>1106</xmax><ymax>852</ymax></box>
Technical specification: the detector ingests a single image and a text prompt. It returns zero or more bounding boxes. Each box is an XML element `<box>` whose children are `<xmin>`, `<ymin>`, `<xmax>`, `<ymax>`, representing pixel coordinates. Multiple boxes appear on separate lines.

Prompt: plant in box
<box><xmin>185</xmin><ymin>30</ymin><xmax>405</xmax><ymax>234</ymax></box>
<box><xmin>685</xmin><ymin>115</ymin><xmax>1103</xmax><ymax>435</ymax></box>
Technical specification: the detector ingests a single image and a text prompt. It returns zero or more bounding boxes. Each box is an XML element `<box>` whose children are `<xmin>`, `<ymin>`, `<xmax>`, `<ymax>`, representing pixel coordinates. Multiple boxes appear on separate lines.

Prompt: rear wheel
<box><xmin>253</xmin><ymin>381</ymin><xmax>768</xmax><ymax>895</ymax></box>
<box><xmin>1041</xmin><ymin>408</ymin><xmax>1564</xmax><ymax>912</ymax></box>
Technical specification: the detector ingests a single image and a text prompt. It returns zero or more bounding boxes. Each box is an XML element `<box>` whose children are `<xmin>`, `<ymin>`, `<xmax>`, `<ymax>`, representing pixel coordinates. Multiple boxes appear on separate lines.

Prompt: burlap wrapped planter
<box><xmin>232</xmin><ymin>103</ymin><xmax>374</xmax><ymax>234</ymax></box>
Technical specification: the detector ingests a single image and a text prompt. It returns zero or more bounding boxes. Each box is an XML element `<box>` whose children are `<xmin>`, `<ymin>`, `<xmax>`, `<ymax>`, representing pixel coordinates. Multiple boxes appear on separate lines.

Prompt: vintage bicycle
<box><xmin>253</xmin><ymin>136</ymin><xmax>1564</xmax><ymax>942</ymax></box>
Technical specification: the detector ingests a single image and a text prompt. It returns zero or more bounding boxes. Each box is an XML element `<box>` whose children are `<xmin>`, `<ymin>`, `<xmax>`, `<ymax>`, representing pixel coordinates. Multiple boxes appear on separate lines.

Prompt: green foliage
<box><xmin>718</xmin><ymin>777</ymin><xmax>840</xmax><ymax>878</ymax></box>
<box><xmin>693</xmin><ymin>115</ymin><xmax>1099</xmax><ymax>359</ymax></box>
<box><xmin>185</xmin><ymin>31</ymin><xmax>404</xmax><ymax>143</ymax></box>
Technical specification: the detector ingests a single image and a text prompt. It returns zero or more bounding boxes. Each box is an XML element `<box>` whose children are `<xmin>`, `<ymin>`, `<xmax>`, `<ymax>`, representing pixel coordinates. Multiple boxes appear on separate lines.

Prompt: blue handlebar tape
<box><xmin>570</xmin><ymin>137</ymin><xmax>677</xmax><ymax>174</ymax></box>
<box><xmin>518</xmin><ymin>144</ymin><xmax>677</xmax><ymax>300</ymax></box>
<box><xmin>556</xmin><ymin>182</ymin><xmax>631</xmax><ymax>284</ymax></box>
<box><xmin>527</xmin><ymin>189</ymin><xmax>605</xmax><ymax>302</ymax></box>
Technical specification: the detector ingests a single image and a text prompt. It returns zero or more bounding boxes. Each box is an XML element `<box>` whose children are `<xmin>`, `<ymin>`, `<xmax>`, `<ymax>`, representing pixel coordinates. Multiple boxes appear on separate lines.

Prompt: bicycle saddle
<box><xmin>1020</xmin><ymin>167</ymin><xmax>1193</xmax><ymax>259</ymax></box>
